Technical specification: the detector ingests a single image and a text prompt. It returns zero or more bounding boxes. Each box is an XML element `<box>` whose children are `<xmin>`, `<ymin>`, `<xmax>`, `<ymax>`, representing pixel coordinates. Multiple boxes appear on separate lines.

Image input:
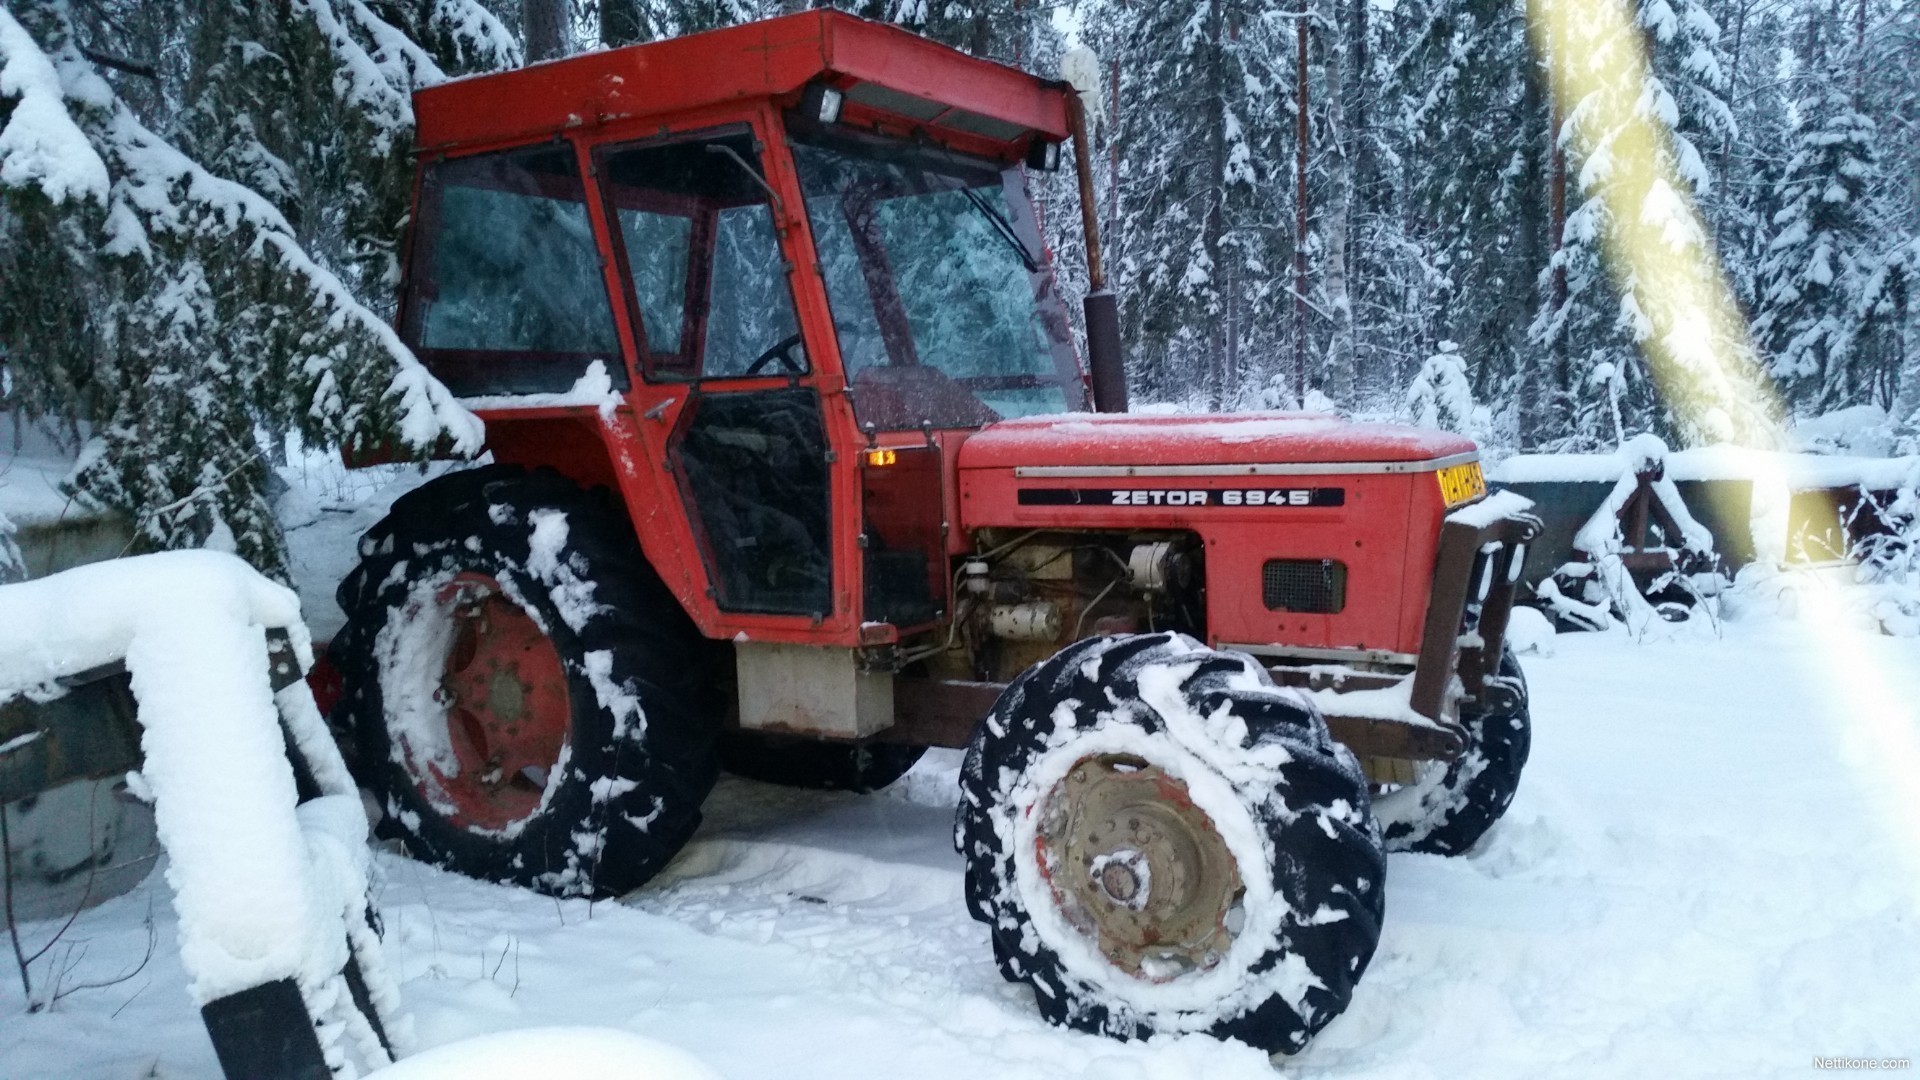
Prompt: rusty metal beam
<box><xmin>1322</xmin><ymin>713</ymin><xmax>1465</xmax><ymax>761</ymax></box>
<box><xmin>1408</xmin><ymin>506</ymin><xmax>1541</xmax><ymax>725</ymax></box>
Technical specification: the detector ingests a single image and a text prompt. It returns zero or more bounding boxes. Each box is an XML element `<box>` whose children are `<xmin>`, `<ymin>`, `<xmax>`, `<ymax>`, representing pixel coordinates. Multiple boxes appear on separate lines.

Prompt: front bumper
<box><xmin>1288</xmin><ymin>490</ymin><xmax>1542</xmax><ymax>765</ymax></box>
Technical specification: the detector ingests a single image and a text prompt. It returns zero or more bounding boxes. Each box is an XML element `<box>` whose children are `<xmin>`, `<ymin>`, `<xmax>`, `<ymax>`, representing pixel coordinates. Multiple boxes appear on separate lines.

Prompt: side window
<box><xmin>613</xmin><ymin>210</ymin><xmax>691</xmax><ymax>355</ymax></box>
<box><xmin>704</xmin><ymin>204</ymin><xmax>800</xmax><ymax>377</ymax></box>
<box><xmin>404</xmin><ymin>144</ymin><xmax>623</xmax><ymax>396</ymax></box>
<box><xmin>598</xmin><ymin>130</ymin><xmax>804</xmax><ymax>380</ymax></box>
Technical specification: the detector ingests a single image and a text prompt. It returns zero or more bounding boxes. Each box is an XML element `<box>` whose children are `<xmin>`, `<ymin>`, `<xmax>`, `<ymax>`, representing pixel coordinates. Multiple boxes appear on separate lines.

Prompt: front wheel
<box><xmin>331</xmin><ymin>466</ymin><xmax>721</xmax><ymax>898</ymax></box>
<box><xmin>956</xmin><ymin>633</ymin><xmax>1386</xmax><ymax>1055</ymax></box>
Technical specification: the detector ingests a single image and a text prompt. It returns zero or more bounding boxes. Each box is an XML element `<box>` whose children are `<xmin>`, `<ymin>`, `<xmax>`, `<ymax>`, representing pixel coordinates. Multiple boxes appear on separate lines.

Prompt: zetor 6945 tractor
<box><xmin>329</xmin><ymin>11</ymin><xmax>1540</xmax><ymax>1055</ymax></box>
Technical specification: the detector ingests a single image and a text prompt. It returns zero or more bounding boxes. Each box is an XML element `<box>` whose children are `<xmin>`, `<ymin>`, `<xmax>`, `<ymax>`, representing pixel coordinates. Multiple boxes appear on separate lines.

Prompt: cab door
<box><xmin>594</xmin><ymin>125</ymin><xmax>838</xmax><ymax>623</ymax></box>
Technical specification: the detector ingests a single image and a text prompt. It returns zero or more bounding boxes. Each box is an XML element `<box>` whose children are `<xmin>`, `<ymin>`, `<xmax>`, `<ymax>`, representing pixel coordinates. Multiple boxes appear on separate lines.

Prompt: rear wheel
<box><xmin>956</xmin><ymin>633</ymin><xmax>1385</xmax><ymax>1055</ymax></box>
<box><xmin>1374</xmin><ymin>647</ymin><xmax>1531</xmax><ymax>855</ymax></box>
<box><xmin>332</xmin><ymin>465</ymin><xmax>720</xmax><ymax>898</ymax></box>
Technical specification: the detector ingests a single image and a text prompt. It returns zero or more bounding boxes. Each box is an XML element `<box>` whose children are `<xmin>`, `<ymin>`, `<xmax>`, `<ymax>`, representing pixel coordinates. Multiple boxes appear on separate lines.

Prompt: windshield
<box><xmin>789</xmin><ymin>130</ymin><xmax>1084</xmax><ymax>430</ymax></box>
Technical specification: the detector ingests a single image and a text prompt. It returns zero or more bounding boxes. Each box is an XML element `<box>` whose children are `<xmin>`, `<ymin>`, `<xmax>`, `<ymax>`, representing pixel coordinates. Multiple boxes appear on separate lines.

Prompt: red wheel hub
<box><xmin>425</xmin><ymin>572</ymin><xmax>572</xmax><ymax>831</ymax></box>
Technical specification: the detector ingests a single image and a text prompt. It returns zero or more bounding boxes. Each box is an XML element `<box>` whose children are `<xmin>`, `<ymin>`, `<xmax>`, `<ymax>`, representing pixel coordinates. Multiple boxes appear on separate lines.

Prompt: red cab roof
<box><xmin>413</xmin><ymin>11</ymin><xmax>1070</xmax><ymax>155</ymax></box>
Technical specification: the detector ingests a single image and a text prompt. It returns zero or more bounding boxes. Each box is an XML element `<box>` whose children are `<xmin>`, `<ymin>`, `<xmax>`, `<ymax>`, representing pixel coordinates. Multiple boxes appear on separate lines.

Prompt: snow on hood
<box><xmin>958</xmin><ymin>412</ymin><xmax>1476</xmax><ymax>470</ymax></box>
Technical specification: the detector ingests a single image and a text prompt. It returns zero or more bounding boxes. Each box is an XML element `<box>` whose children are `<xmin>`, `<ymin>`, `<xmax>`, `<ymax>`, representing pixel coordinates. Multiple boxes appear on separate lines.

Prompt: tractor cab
<box><xmin>400</xmin><ymin>10</ymin><xmax>1091</xmax><ymax>648</ymax></box>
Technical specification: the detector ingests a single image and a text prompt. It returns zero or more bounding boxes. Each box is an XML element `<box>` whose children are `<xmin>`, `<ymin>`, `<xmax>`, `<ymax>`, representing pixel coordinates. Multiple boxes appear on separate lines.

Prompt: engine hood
<box><xmin>957</xmin><ymin>412</ymin><xmax>1477</xmax><ymax>471</ymax></box>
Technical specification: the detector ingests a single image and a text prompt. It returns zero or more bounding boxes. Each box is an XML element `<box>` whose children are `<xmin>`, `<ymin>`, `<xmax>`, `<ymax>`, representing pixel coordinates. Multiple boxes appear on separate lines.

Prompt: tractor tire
<box><xmin>956</xmin><ymin>633</ymin><xmax>1386</xmax><ymax>1055</ymax></box>
<box><xmin>332</xmin><ymin>465</ymin><xmax>721</xmax><ymax>898</ymax></box>
<box><xmin>718</xmin><ymin>731</ymin><xmax>925</xmax><ymax>793</ymax></box>
<box><xmin>1373</xmin><ymin>647</ymin><xmax>1531</xmax><ymax>856</ymax></box>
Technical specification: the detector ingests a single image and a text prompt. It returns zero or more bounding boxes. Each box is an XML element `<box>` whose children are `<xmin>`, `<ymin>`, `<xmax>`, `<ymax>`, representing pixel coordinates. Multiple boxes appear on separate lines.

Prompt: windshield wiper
<box><xmin>960</xmin><ymin>186</ymin><xmax>1040</xmax><ymax>274</ymax></box>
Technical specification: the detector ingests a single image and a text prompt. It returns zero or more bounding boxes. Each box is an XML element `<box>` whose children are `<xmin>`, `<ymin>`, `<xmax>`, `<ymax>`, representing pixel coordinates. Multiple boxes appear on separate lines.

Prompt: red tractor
<box><xmin>329</xmin><ymin>11</ymin><xmax>1540</xmax><ymax>1054</ymax></box>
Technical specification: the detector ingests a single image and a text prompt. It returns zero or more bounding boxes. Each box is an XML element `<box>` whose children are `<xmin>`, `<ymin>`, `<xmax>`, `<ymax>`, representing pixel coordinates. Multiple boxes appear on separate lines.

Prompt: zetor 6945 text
<box><xmin>327</xmin><ymin>10</ymin><xmax>1542</xmax><ymax>1056</ymax></box>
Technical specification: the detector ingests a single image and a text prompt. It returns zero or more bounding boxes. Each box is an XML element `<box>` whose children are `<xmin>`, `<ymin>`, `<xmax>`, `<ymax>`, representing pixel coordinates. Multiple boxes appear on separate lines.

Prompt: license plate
<box><xmin>1435</xmin><ymin>461</ymin><xmax>1487</xmax><ymax>508</ymax></box>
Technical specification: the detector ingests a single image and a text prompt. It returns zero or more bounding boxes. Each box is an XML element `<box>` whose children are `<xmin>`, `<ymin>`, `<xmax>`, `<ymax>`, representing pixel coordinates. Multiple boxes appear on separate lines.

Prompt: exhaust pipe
<box><xmin>1065</xmin><ymin>85</ymin><xmax>1127</xmax><ymax>414</ymax></box>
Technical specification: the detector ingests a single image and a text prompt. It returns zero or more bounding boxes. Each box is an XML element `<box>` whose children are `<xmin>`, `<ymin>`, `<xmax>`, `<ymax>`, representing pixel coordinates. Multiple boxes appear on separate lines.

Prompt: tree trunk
<box><xmin>1205</xmin><ymin>0</ymin><xmax>1229</xmax><ymax>410</ymax></box>
<box><xmin>1321</xmin><ymin>0</ymin><xmax>1354</xmax><ymax>406</ymax></box>
<box><xmin>1516</xmin><ymin>33</ymin><xmax>1554</xmax><ymax>446</ymax></box>
<box><xmin>1548</xmin><ymin>95</ymin><xmax>1570</xmax><ymax>443</ymax></box>
<box><xmin>601</xmin><ymin>0</ymin><xmax>644</xmax><ymax>48</ymax></box>
<box><xmin>1722</xmin><ymin>0</ymin><xmax>1750</xmax><ymax>181</ymax></box>
<box><xmin>1106</xmin><ymin>57</ymin><xmax>1121</xmax><ymax>241</ymax></box>
<box><xmin>523</xmin><ymin>0</ymin><xmax>567</xmax><ymax>62</ymax></box>
<box><xmin>1347</xmin><ymin>0</ymin><xmax>1373</xmax><ymax>394</ymax></box>
<box><xmin>1853</xmin><ymin>0</ymin><xmax>1868</xmax><ymax>100</ymax></box>
<box><xmin>1293</xmin><ymin>0</ymin><xmax>1310</xmax><ymax>405</ymax></box>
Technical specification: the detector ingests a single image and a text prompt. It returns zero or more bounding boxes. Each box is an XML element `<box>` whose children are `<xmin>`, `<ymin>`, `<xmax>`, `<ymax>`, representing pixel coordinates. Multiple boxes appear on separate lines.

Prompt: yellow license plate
<box><xmin>1435</xmin><ymin>461</ymin><xmax>1487</xmax><ymax>508</ymax></box>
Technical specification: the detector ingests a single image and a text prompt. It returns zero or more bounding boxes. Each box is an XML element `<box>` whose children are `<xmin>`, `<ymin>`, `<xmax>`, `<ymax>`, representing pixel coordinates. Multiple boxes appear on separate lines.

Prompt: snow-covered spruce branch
<box><xmin>0</xmin><ymin>1</ymin><xmax>492</xmax><ymax>572</ymax></box>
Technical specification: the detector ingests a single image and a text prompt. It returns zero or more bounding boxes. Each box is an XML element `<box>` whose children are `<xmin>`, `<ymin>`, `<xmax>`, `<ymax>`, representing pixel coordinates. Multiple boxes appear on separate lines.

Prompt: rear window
<box><xmin>402</xmin><ymin>144</ymin><xmax>625</xmax><ymax>396</ymax></box>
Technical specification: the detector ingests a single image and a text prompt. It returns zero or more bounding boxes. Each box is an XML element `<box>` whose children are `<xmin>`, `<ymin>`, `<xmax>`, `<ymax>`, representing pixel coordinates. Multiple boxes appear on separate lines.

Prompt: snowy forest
<box><xmin>1</xmin><ymin>0</ymin><xmax>1917</xmax><ymax>572</ymax></box>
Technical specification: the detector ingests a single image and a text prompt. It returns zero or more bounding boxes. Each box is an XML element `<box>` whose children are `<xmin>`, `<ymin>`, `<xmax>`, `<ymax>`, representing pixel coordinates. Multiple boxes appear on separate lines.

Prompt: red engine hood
<box><xmin>956</xmin><ymin>412</ymin><xmax>1477</xmax><ymax>470</ymax></box>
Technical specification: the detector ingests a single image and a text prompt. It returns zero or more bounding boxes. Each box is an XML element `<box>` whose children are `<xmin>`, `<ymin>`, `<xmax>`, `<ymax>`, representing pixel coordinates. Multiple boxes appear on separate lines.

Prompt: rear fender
<box><xmin>480</xmin><ymin>410</ymin><xmax>714</xmax><ymax>636</ymax></box>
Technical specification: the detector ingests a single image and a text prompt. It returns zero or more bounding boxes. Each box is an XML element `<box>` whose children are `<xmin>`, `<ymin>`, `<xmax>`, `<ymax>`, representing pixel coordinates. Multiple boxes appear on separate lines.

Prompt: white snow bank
<box><xmin>0</xmin><ymin>551</ymin><xmax>401</xmax><ymax>1070</ymax></box>
<box><xmin>373</xmin><ymin>1027</ymin><xmax>720</xmax><ymax>1079</ymax></box>
<box><xmin>0</xmin><ymin>412</ymin><xmax>93</xmax><ymax>527</ymax></box>
<box><xmin>12</xmin><ymin>620</ymin><xmax>1920</xmax><ymax>1080</ymax></box>
<box><xmin>1792</xmin><ymin>404</ymin><xmax>1896</xmax><ymax>457</ymax></box>
<box><xmin>0</xmin><ymin>450</ymin><xmax>86</xmax><ymax>526</ymax></box>
<box><xmin>1505</xmin><ymin>604</ymin><xmax>1557</xmax><ymax>656</ymax></box>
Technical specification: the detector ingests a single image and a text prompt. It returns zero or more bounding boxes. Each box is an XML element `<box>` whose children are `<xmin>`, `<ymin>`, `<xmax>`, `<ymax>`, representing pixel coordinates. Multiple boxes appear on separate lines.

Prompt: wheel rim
<box><xmin>1034</xmin><ymin>754</ymin><xmax>1245</xmax><ymax>982</ymax></box>
<box><xmin>422</xmin><ymin>572</ymin><xmax>571</xmax><ymax>831</ymax></box>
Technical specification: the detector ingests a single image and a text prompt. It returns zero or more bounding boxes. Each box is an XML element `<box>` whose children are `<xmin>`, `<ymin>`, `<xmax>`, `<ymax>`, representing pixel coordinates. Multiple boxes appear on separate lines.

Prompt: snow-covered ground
<box><xmin>3</xmin><ymin>614</ymin><xmax>1915</xmax><ymax>1078</ymax></box>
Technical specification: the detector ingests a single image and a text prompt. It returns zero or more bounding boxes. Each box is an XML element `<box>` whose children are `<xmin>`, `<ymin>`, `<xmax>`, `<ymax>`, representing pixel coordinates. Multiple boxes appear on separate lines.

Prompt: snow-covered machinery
<box><xmin>0</xmin><ymin>552</ymin><xmax>400</xmax><ymax>1079</ymax></box>
<box><xmin>328</xmin><ymin>11</ymin><xmax>1541</xmax><ymax>1054</ymax></box>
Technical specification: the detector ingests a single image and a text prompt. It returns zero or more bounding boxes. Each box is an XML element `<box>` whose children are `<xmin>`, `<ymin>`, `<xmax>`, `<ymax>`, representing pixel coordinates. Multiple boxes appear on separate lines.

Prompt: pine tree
<box><xmin>1752</xmin><ymin>79</ymin><xmax>1889</xmax><ymax>411</ymax></box>
<box><xmin>1530</xmin><ymin>0</ymin><xmax>1766</xmax><ymax>449</ymax></box>
<box><xmin>1082</xmin><ymin>0</ymin><xmax>1289</xmax><ymax>409</ymax></box>
<box><xmin>1406</xmin><ymin>339</ymin><xmax>1488</xmax><ymax>440</ymax></box>
<box><xmin>0</xmin><ymin>1</ymin><xmax>503</xmax><ymax>574</ymax></box>
<box><xmin>1391</xmin><ymin>0</ymin><xmax>1549</xmax><ymax>444</ymax></box>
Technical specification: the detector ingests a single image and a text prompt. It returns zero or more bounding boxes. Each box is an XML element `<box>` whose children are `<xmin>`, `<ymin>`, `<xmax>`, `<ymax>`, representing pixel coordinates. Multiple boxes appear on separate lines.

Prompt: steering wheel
<box><xmin>744</xmin><ymin>333</ymin><xmax>806</xmax><ymax>376</ymax></box>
